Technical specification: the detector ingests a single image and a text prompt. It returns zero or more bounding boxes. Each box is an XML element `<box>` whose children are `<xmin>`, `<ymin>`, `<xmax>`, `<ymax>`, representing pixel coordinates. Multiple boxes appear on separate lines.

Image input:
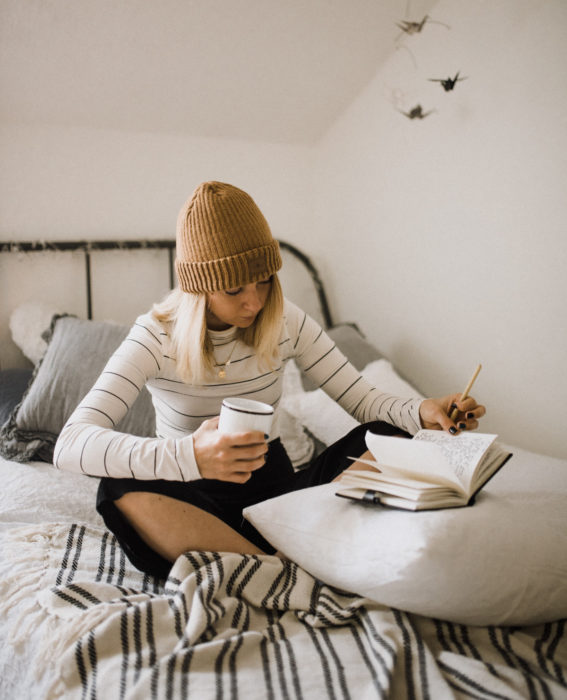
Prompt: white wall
<box><xmin>0</xmin><ymin>124</ymin><xmax>311</xmax><ymax>242</ymax></box>
<box><xmin>0</xmin><ymin>123</ymin><xmax>313</xmax><ymax>367</ymax></box>
<box><xmin>310</xmin><ymin>0</ymin><xmax>567</xmax><ymax>458</ymax></box>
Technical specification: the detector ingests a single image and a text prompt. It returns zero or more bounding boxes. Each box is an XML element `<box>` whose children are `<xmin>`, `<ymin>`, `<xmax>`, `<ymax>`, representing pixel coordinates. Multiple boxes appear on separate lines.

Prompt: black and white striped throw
<box><xmin>2</xmin><ymin>523</ymin><xmax>566</xmax><ymax>699</ymax></box>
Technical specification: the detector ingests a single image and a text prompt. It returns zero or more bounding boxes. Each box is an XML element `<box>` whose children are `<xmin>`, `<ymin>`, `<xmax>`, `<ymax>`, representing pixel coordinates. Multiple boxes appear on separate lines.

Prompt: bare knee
<box><xmin>114</xmin><ymin>491</ymin><xmax>182</xmax><ymax>562</ymax></box>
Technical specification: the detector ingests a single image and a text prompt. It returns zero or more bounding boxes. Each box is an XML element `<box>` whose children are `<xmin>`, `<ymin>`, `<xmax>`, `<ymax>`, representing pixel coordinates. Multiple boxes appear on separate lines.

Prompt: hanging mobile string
<box><xmin>217</xmin><ymin>340</ymin><xmax>238</xmax><ymax>379</ymax></box>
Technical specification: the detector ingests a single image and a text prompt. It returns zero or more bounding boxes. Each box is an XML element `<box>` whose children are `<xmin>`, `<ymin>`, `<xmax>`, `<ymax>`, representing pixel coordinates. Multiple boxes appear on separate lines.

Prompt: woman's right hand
<box><xmin>192</xmin><ymin>417</ymin><xmax>268</xmax><ymax>483</ymax></box>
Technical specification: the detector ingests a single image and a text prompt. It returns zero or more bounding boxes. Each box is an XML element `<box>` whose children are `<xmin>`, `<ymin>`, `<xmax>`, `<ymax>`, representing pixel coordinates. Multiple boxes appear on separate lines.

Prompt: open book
<box><xmin>336</xmin><ymin>429</ymin><xmax>512</xmax><ymax>511</ymax></box>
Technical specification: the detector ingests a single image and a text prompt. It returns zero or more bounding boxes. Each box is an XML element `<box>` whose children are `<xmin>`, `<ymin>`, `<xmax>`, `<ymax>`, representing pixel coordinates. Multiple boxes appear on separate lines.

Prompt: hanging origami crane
<box><xmin>399</xmin><ymin>105</ymin><xmax>435</xmax><ymax>120</ymax></box>
<box><xmin>396</xmin><ymin>15</ymin><xmax>450</xmax><ymax>37</ymax></box>
<box><xmin>428</xmin><ymin>71</ymin><xmax>468</xmax><ymax>92</ymax></box>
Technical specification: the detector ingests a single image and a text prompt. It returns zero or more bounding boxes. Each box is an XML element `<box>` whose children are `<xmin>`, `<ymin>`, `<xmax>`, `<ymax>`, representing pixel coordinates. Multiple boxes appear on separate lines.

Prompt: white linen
<box><xmin>0</xmin><ymin>457</ymin><xmax>102</xmax><ymax>531</ymax></box>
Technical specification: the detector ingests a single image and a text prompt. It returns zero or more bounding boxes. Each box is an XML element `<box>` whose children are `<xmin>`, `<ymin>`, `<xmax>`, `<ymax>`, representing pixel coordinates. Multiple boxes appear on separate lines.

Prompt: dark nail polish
<box><xmin>466</xmin><ymin>412</ymin><xmax>474</xmax><ymax>419</ymax></box>
<box><xmin>459</xmin><ymin>422</ymin><xmax>466</xmax><ymax>430</ymax></box>
<box><xmin>264</xmin><ymin>434</ymin><xmax>270</xmax><ymax>440</ymax></box>
<box><xmin>451</xmin><ymin>403</ymin><xmax>458</xmax><ymax>410</ymax></box>
<box><xmin>449</xmin><ymin>426</ymin><xmax>457</xmax><ymax>435</ymax></box>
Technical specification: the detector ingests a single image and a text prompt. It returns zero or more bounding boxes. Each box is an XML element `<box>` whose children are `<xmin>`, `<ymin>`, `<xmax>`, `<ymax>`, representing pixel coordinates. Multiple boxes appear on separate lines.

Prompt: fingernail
<box><xmin>466</xmin><ymin>412</ymin><xmax>474</xmax><ymax>419</ymax></box>
<box><xmin>451</xmin><ymin>403</ymin><xmax>458</xmax><ymax>410</ymax></box>
<box><xmin>449</xmin><ymin>426</ymin><xmax>457</xmax><ymax>435</ymax></box>
<box><xmin>264</xmin><ymin>434</ymin><xmax>270</xmax><ymax>440</ymax></box>
<box><xmin>458</xmin><ymin>422</ymin><xmax>466</xmax><ymax>430</ymax></box>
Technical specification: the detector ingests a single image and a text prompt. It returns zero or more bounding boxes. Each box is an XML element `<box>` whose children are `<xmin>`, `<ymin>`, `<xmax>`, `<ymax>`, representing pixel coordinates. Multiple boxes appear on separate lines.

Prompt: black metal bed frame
<box><xmin>0</xmin><ymin>239</ymin><xmax>333</xmax><ymax>328</ymax></box>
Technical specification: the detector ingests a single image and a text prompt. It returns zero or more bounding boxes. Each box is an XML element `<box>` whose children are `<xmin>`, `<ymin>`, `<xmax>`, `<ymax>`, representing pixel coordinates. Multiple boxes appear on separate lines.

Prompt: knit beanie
<box><xmin>175</xmin><ymin>181</ymin><xmax>282</xmax><ymax>293</ymax></box>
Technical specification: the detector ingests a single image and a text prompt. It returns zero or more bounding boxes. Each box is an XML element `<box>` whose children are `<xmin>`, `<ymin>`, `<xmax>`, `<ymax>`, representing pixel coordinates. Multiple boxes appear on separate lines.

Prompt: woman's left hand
<box><xmin>419</xmin><ymin>395</ymin><xmax>486</xmax><ymax>434</ymax></box>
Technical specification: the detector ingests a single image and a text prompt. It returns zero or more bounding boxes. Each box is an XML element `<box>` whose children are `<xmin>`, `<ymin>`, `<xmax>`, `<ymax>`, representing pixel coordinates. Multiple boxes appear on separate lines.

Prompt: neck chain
<box><xmin>217</xmin><ymin>340</ymin><xmax>238</xmax><ymax>379</ymax></box>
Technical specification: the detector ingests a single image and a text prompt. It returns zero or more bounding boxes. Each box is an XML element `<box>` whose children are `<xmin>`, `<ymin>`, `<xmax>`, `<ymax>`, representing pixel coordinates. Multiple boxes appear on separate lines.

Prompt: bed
<box><xmin>1</xmin><ymin>239</ymin><xmax>566</xmax><ymax>700</ymax></box>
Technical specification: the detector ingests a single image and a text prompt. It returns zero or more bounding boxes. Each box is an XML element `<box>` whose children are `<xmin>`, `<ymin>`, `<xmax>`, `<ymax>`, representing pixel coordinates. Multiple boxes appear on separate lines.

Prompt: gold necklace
<box><xmin>217</xmin><ymin>340</ymin><xmax>238</xmax><ymax>379</ymax></box>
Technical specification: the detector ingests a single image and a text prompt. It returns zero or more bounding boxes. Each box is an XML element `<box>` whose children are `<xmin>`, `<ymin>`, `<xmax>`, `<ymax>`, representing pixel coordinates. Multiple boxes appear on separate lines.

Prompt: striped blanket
<box><xmin>2</xmin><ymin>522</ymin><xmax>566</xmax><ymax>699</ymax></box>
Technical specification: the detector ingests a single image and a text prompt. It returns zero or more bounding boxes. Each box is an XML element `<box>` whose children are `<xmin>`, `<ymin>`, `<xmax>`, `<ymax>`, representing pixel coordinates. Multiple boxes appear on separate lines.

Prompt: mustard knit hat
<box><xmin>175</xmin><ymin>181</ymin><xmax>282</xmax><ymax>293</ymax></box>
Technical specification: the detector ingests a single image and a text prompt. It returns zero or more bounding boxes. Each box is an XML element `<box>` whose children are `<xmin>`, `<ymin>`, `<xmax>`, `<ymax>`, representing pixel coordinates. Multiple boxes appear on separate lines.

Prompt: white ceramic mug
<box><xmin>218</xmin><ymin>397</ymin><xmax>274</xmax><ymax>437</ymax></box>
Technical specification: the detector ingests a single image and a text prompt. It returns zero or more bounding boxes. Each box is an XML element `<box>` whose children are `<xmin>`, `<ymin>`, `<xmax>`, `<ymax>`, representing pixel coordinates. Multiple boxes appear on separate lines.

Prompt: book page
<box><xmin>412</xmin><ymin>431</ymin><xmax>497</xmax><ymax>490</ymax></box>
<box><xmin>365</xmin><ymin>431</ymin><xmax>463</xmax><ymax>490</ymax></box>
<box><xmin>341</xmin><ymin>466</ymin><xmax>445</xmax><ymax>492</ymax></box>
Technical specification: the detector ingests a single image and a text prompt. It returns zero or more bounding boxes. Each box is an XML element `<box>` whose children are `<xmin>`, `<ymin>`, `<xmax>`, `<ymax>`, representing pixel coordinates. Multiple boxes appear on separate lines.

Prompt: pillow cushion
<box><xmin>277</xmin><ymin>408</ymin><xmax>317</xmax><ymax>468</ymax></box>
<box><xmin>244</xmin><ymin>445</ymin><xmax>567</xmax><ymax>626</ymax></box>
<box><xmin>0</xmin><ymin>316</ymin><xmax>156</xmax><ymax>463</ymax></box>
<box><xmin>10</xmin><ymin>301</ymin><xmax>62</xmax><ymax>365</ymax></box>
<box><xmin>326</xmin><ymin>324</ymin><xmax>383</xmax><ymax>370</ymax></box>
<box><xmin>0</xmin><ymin>369</ymin><xmax>34</xmax><ymax>426</ymax></box>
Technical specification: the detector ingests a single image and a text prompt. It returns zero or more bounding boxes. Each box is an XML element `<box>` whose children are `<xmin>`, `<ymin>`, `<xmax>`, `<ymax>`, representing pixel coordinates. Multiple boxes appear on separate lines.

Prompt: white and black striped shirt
<box><xmin>54</xmin><ymin>299</ymin><xmax>422</xmax><ymax>481</ymax></box>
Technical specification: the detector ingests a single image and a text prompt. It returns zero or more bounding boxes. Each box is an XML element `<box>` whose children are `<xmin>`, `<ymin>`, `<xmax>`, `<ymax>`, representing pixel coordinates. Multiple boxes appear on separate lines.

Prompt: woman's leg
<box><xmin>115</xmin><ymin>491</ymin><xmax>267</xmax><ymax>562</ymax></box>
<box><xmin>97</xmin><ymin>440</ymin><xmax>294</xmax><ymax>577</ymax></box>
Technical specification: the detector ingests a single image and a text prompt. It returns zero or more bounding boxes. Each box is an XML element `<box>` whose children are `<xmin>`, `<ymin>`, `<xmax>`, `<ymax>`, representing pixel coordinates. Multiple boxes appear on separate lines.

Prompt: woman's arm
<box><xmin>285</xmin><ymin>302</ymin><xmax>422</xmax><ymax>434</ymax></box>
<box><xmin>54</xmin><ymin>315</ymin><xmax>201</xmax><ymax>481</ymax></box>
<box><xmin>285</xmin><ymin>301</ymin><xmax>484</xmax><ymax>434</ymax></box>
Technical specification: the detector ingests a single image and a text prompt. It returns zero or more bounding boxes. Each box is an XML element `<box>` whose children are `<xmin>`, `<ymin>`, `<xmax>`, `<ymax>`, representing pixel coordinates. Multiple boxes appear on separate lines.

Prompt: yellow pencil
<box><xmin>450</xmin><ymin>364</ymin><xmax>482</xmax><ymax>422</ymax></box>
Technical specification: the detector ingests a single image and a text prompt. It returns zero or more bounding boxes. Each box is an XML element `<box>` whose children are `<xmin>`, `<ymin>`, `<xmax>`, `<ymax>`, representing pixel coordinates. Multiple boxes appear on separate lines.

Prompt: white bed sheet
<box><xmin>0</xmin><ymin>456</ymin><xmax>102</xmax><ymax>532</ymax></box>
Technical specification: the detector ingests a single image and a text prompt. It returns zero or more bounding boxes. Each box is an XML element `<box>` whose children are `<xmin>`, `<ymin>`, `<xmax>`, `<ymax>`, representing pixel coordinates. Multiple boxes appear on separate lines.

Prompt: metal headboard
<box><xmin>0</xmin><ymin>239</ymin><xmax>333</xmax><ymax>328</ymax></box>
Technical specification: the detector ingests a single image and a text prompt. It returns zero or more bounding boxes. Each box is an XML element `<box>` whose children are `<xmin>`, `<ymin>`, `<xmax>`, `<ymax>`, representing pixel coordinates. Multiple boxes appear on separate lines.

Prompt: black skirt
<box><xmin>97</xmin><ymin>420</ymin><xmax>407</xmax><ymax>579</ymax></box>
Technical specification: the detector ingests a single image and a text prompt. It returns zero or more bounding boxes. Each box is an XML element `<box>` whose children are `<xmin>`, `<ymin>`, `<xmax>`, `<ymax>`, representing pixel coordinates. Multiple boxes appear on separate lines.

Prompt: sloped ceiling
<box><xmin>0</xmin><ymin>0</ymin><xmax>438</xmax><ymax>144</ymax></box>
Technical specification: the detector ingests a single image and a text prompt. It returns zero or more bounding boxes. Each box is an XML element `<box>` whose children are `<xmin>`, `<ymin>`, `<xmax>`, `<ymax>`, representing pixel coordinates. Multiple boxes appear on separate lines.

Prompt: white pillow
<box><xmin>283</xmin><ymin>359</ymin><xmax>423</xmax><ymax>446</ymax></box>
<box><xmin>244</xmin><ymin>445</ymin><xmax>567</xmax><ymax>626</ymax></box>
<box><xmin>10</xmin><ymin>301</ymin><xmax>62</xmax><ymax>365</ymax></box>
<box><xmin>277</xmin><ymin>409</ymin><xmax>315</xmax><ymax>468</ymax></box>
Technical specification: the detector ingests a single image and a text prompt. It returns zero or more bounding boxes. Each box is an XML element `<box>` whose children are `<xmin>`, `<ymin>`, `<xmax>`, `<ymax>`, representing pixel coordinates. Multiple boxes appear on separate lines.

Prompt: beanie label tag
<box><xmin>247</xmin><ymin>254</ymin><xmax>266</xmax><ymax>277</ymax></box>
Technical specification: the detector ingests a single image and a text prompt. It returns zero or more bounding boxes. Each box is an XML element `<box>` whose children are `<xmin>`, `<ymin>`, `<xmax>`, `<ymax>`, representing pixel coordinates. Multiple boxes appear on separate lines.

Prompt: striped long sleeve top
<box><xmin>54</xmin><ymin>299</ymin><xmax>423</xmax><ymax>481</ymax></box>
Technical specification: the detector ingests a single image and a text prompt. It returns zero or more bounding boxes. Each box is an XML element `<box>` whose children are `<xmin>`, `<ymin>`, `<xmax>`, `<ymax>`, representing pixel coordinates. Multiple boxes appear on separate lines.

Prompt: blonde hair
<box><xmin>153</xmin><ymin>275</ymin><xmax>284</xmax><ymax>384</ymax></box>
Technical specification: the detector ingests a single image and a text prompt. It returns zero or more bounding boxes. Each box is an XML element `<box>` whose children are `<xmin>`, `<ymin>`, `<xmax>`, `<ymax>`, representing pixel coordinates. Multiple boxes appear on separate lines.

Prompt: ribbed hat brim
<box><xmin>176</xmin><ymin>240</ymin><xmax>282</xmax><ymax>293</ymax></box>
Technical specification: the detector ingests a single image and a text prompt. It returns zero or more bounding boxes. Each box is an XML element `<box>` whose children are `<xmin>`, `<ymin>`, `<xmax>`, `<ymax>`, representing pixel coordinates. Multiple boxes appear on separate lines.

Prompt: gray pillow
<box><xmin>300</xmin><ymin>323</ymin><xmax>383</xmax><ymax>391</ymax></box>
<box><xmin>0</xmin><ymin>315</ymin><xmax>156</xmax><ymax>463</ymax></box>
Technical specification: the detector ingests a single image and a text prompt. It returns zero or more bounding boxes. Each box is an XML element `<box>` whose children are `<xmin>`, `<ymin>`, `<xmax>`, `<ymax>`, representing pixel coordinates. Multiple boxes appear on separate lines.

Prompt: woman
<box><xmin>54</xmin><ymin>181</ymin><xmax>485</xmax><ymax>579</ymax></box>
